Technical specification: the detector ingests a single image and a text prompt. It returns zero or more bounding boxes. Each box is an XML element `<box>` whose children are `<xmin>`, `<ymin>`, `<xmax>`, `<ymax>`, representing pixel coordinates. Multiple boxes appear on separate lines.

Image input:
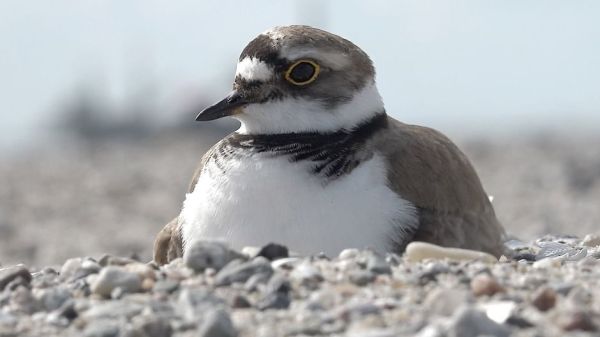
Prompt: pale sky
<box><xmin>1</xmin><ymin>0</ymin><xmax>600</xmax><ymax>149</ymax></box>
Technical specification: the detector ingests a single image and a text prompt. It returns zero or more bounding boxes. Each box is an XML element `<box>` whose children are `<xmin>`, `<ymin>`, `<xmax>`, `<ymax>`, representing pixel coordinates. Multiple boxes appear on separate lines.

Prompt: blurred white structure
<box><xmin>1</xmin><ymin>0</ymin><xmax>599</xmax><ymax>150</ymax></box>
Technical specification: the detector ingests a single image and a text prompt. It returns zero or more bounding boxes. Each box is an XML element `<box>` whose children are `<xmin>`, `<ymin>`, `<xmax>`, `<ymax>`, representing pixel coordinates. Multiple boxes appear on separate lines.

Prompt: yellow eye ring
<box><xmin>284</xmin><ymin>60</ymin><xmax>320</xmax><ymax>86</ymax></box>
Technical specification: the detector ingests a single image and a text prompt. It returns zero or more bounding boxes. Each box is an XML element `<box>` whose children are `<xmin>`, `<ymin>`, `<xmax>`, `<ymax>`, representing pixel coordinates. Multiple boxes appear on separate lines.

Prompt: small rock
<box><xmin>470</xmin><ymin>274</ymin><xmax>504</xmax><ymax>297</ymax></box>
<box><xmin>257</xmin><ymin>274</ymin><xmax>291</xmax><ymax>310</ymax></box>
<box><xmin>366</xmin><ymin>254</ymin><xmax>391</xmax><ymax>274</ymax></box>
<box><xmin>424</xmin><ymin>288</ymin><xmax>471</xmax><ymax>317</ymax></box>
<box><xmin>256</xmin><ymin>292</ymin><xmax>290</xmax><ymax>310</ymax></box>
<box><xmin>265</xmin><ymin>274</ymin><xmax>291</xmax><ymax>294</ymax></box>
<box><xmin>339</xmin><ymin>248</ymin><xmax>360</xmax><ymax>260</ymax></box>
<box><xmin>257</xmin><ymin>243</ymin><xmax>289</xmax><ymax>261</ymax></box>
<box><xmin>348</xmin><ymin>270</ymin><xmax>376</xmax><ymax>286</ymax></box>
<box><xmin>9</xmin><ymin>286</ymin><xmax>40</xmax><ymax>314</ymax></box>
<box><xmin>90</xmin><ymin>266</ymin><xmax>142</xmax><ymax>297</ymax></box>
<box><xmin>178</xmin><ymin>288</ymin><xmax>225</xmax><ymax>321</ymax></box>
<box><xmin>0</xmin><ymin>266</ymin><xmax>32</xmax><ymax>291</ymax></box>
<box><xmin>198</xmin><ymin>309</ymin><xmax>238</xmax><ymax>337</ymax></box>
<box><xmin>405</xmin><ymin>242</ymin><xmax>497</xmax><ymax>263</ymax></box>
<box><xmin>83</xmin><ymin>320</ymin><xmax>120</xmax><ymax>337</ymax></box>
<box><xmin>241</xmin><ymin>246</ymin><xmax>261</xmax><ymax>258</ymax></box>
<box><xmin>244</xmin><ymin>272</ymin><xmax>271</xmax><ymax>292</ymax></box>
<box><xmin>271</xmin><ymin>257</ymin><xmax>301</xmax><ymax>270</ymax></box>
<box><xmin>83</xmin><ymin>301</ymin><xmax>144</xmax><ymax>319</ymax></box>
<box><xmin>582</xmin><ymin>234</ymin><xmax>600</xmax><ymax>247</ymax></box>
<box><xmin>231</xmin><ymin>294</ymin><xmax>252</xmax><ymax>308</ymax></box>
<box><xmin>56</xmin><ymin>300</ymin><xmax>78</xmax><ymax>320</ymax></box>
<box><xmin>132</xmin><ymin>314</ymin><xmax>173</xmax><ymax>337</ymax></box>
<box><xmin>34</xmin><ymin>286</ymin><xmax>71</xmax><ymax>311</ymax></box>
<box><xmin>532</xmin><ymin>257</ymin><xmax>562</xmax><ymax>269</ymax></box>
<box><xmin>184</xmin><ymin>241</ymin><xmax>243</xmax><ymax>272</ymax></box>
<box><xmin>481</xmin><ymin>301</ymin><xmax>516</xmax><ymax>324</ymax></box>
<box><xmin>531</xmin><ymin>287</ymin><xmax>556</xmax><ymax>311</ymax></box>
<box><xmin>215</xmin><ymin>257</ymin><xmax>273</xmax><ymax>286</ymax></box>
<box><xmin>152</xmin><ymin>279</ymin><xmax>179</xmax><ymax>294</ymax></box>
<box><xmin>559</xmin><ymin>311</ymin><xmax>597</xmax><ymax>332</ymax></box>
<box><xmin>60</xmin><ymin>258</ymin><xmax>83</xmax><ymax>281</ymax></box>
<box><xmin>0</xmin><ymin>312</ymin><xmax>18</xmax><ymax>327</ymax></box>
<box><xmin>417</xmin><ymin>262</ymin><xmax>451</xmax><ymax>284</ymax></box>
<box><xmin>98</xmin><ymin>255</ymin><xmax>137</xmax><ymax>266</ymax></box>
<box><xmin>448</xmin><ymin>307</ymin><xmax>511</xmax><ymax>337</ymax></box>
<box><xmin>290</xmin><ymin>262</ymin><xmax>323</xmax><ymax>286</ymax></box>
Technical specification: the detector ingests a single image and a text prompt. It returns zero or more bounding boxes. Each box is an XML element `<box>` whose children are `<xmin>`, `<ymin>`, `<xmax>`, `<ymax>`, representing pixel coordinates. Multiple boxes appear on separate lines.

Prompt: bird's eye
<box><xmin>284</xmin><ymin>60</ymin><xmax>320</xmax><ymax>86</ymax></box>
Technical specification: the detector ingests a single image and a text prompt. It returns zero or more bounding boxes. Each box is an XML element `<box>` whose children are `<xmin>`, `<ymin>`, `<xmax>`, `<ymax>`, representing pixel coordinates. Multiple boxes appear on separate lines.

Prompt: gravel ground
<box><xmin>1</xmin><ymin>132</ymin><xmax>600</xmax><ymax>267</ymax></box>
<box><xmin>1</xmin><ymin>236</ymin><xmax>600</xmax><ymax>337</ymax></box>
<box><xmin>1</xmin><ymin>132</ymin><xmax>600</xmax><ymax>336</ymax></box>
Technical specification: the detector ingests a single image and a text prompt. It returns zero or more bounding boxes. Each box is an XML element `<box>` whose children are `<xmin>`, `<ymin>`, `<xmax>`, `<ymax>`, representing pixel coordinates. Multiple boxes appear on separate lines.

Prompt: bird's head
<box><xmin>196</xmin><ymin>25</ymin><xmax>385</xmax><ymax>134</ymax></box>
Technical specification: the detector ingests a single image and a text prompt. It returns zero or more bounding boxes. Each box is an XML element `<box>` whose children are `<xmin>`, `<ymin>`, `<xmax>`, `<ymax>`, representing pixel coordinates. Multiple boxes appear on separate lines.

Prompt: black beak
<box><xmin>196</xmin><ymin>91</ymin><xmax>249</xmax><ymax>121</ymax></box>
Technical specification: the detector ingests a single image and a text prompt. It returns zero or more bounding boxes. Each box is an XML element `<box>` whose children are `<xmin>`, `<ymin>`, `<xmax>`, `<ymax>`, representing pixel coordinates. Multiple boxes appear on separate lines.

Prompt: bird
<box><xmin>153</xmin><ymin>25</ymin><xmax>505</xmax><ymax>265</ymax></box>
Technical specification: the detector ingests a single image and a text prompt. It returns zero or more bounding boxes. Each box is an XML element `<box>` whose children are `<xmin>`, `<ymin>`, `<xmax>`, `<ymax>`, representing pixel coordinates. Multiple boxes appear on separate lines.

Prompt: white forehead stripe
<box><xmin>235</xmin><ymin>57</ymin><xmax>273</xmax><ymax>81</ymax></box>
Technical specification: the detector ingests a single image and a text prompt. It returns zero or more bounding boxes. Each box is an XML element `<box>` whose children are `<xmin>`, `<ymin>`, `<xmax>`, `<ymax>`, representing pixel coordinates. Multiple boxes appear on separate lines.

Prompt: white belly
<box><xmin>180</xmin><ymin>153</ymin><xmax>417</xmax><ymax>257</ymax></box>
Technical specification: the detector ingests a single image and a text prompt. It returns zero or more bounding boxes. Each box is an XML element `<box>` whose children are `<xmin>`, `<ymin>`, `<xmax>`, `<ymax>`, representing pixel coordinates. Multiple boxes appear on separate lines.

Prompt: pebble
<box><xmin>152</xmin><ymin>279</ymin><xmax>179</xmax><ymax>294</ymax></box>
<box><xmin>83</xmin><ymin>301</ymin><xmax>144</xmax><ymax>319</ymax></box>
<box><xmin>198</xmin><ymin>309</ymin><xmax>238</xmax><ymax>337</ymax></box>
<box><xmin>559</xmin><ymin>311</ymin><xmax>597</xmax><ymax>332</ymax></box>
<box><xmin>424</xmin><ymin>288</ymin><xmax>471</xmax><ymax>317</ymax></box>
<box><xmin>470</xmin><ymin>274</ymin><xmax>505</xmax><ymax>297</ymax></box>
<box><xmin>1</xmin><ymin>235</ymin><xmax>600</xmax><ymax>336</ymax></box>
<box><xmin>448</xmin><ymin>307</ymin><xmax>511</xmax><ymax>337</ymax></box>
<box><xmin>339</xmin><ymin>248</ymin><xmax>360</xmax><ymax>260</ymax></box>
<box><xmin>405</xmin><ymin>242</ymin><xmax>497</xmax><ymax>263</ymax></box>
<box><xmin>184</xmin><ymin>240</ymin><xmax>243</xmax><ymax>272</ymax></box>
<box><xmin>290</xmin><ymin>261</ymin><xmax>323</xmax><ymax>287</ymax></box>
<box><xmin>83</xmin><ymin>320</ymin><xmax>120</xmax><ymax>337</ymax></box>
<box><xmin>366</xmin><ymin>254</ymin><xmax>391</xmax><ymax>274</ymax></box>
<box><xmin>532</xmin><ymin>256</ymin><xmax>562</xmax><ymax>269</ymax></box>
<box><xmin>257</xmin><ymin>243</ymin><xmax>289</xmax><ymax>261</ymax></box>
<box><xmin>34</xmin><ymin>286</ymin><xmax>71</xmax><ymax>311</ymax></box>
<box><xmin>230</xmin><ymin>294</ymin><xmax>251</xmax><ymax>308</ymax></box>
<box><xmin>215</xmin><ymin>257</ymin><xmax>273</xmax><ymax>286</ymax></box>
<box><xmin>348</xmin><ymin>270</ymin><xmax>376</xmax><ymax>286</ymax></box>
<box><xmin>178</xmin><ymin>288</ymin><xmax>224</xmax><ymax>321</ymax></box>
<box><xmin>0</xmin><ymin>266</ymin><xmax>31</xmax><ymax>291</ymax></box>
<box><xmin>481</xmin><ymin>301</ymin><xmax>516</xmax><ymax>324</ymax></box>
<box><xmin>531</xmin><ymin>287</ymin><xmax>556</xmax><ymax>311</ymax></box>
<box><xmin>257</xmin><ymin>274</ymin><xmax>291</xmax><ymax>310</ymax></box>
<box><xmin>582</xmin><ymin>234</ymin><xmax>600</xmax><ymax>247</ymax></box>
<box><xmin>131</xmin><ymin>314</ymin><xmax>173</xmax><ymax>337</ymax></box>
<box><xmin>90</xmin><ymin>266</ymin><xmax>142</xmax><ymax>297</ymax></box>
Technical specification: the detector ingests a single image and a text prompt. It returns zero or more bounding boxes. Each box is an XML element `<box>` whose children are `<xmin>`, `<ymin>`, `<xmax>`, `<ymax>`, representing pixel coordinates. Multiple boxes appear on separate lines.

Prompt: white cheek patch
<box><xmin>235</xmin><ymin>57</ymin><xmax>273</xmax><ymax>81</ymax></box>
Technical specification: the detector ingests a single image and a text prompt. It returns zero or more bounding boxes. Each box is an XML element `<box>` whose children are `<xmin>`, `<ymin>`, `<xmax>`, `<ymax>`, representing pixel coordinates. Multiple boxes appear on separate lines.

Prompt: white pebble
<box><xmin>405</xmin><ymin>242</ymin><xmax>497</xmax><ymax>263</ymax></box>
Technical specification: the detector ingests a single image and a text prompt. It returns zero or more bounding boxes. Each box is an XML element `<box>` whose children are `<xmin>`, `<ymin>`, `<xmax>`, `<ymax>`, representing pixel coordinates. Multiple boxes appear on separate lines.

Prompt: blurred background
<box><xmin>1</xmin><ymin>1</ymin><xmax>600</xmax><ymax>266</ymax></box>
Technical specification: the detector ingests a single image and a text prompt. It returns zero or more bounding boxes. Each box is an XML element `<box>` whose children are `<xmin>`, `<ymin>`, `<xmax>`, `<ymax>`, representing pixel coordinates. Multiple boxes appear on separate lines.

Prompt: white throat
<box><xmin>235</xmin><ymin>83</ymin><xmax>384</xmax><ymax>134</ymax></box>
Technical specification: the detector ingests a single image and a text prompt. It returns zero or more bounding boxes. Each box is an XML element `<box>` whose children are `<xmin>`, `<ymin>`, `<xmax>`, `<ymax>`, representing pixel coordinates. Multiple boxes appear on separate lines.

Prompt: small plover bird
<box><xmin>153</xmin><ymin>25</ymin><xmax>505</xmax><ymax>264</ymax></box>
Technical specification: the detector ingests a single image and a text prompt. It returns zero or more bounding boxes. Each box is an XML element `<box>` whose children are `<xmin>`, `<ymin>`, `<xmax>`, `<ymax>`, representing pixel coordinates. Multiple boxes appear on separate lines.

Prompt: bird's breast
<box><xmin>180</xmin><ymin>151</ymin><xmax>417</xmax><ymax>257</ymax></box>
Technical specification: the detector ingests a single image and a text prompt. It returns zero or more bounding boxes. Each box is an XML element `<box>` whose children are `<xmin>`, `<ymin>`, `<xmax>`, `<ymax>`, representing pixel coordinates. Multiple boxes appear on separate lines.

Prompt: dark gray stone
<box><xmin>448</xmin><ymin>307</ymin><xmax>511</xmax><ymax>337</ymax></box>
<box><xmin>184</xmin><ymin>241</ymin><xmax>244</xmax><ymax>272</ymax></box>
<box><xmin>215</xmin><ymin>257</ymin><xmax>273</xmax><ymax>286</ymax></box>
<box><xmin>0</xmin><ymin>266</ymin><xmax>31</xmax><ymax>291</ymax></box>
<box><xmin>198</xmin><ymin>309</ymin><xmax>238</xmax><ymax>337</ymax></box>
<box><xmin>132</xmin><ymin>315</ymin><xmax>173</xmax><ymax>337</ymax></box>
<box><xmin>257</xmin><ymin>243</ymin><xmax>289</xmax><ymax>261</ymax></box>
<box><xmin>349</xmin><ymin>270</ymin><xmax>375</xmax><ymax>286</ymax></box>
<box><xmin>366</xmin><ymin>255</ymin><xmax>391</xmax><ymax>274</ymax></box>
<box><xmin>36</xmin><ymin>286</ymin><xmax>71</xmax><ymax>311</ymax></box>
